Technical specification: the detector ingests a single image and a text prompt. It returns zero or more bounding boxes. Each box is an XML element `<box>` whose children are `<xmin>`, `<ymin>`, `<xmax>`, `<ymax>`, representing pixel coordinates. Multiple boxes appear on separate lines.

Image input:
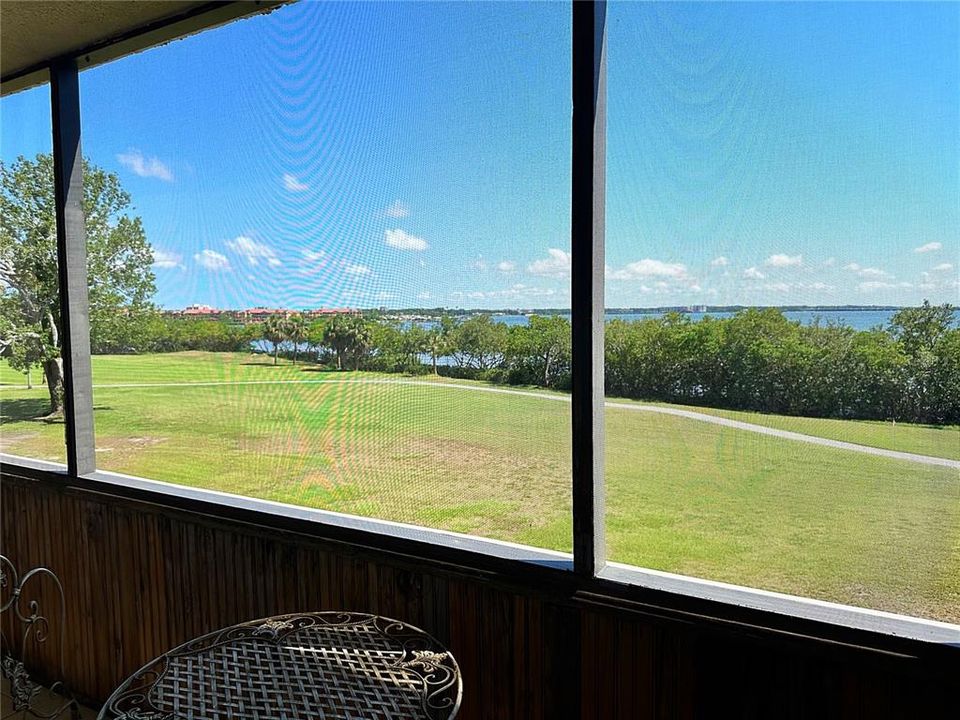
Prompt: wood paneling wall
<box><xmin>1</xmin><ymin>476</ymin><xmax>953</xmax><ymax>719</ymax></box>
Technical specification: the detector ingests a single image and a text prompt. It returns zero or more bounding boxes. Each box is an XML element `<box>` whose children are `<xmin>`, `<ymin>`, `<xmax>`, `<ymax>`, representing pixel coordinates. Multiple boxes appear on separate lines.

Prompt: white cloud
<box><xmin>914</xmin><ymin>242</ymin><xmax>942</xmax><ymax>253</ymax></box>
<box><xmin>282</xmin><ymin>173</ymin><xmax>309</xmax><ymax>192</ymax></box>
<box><xmin>710</xmin><ymin>256</ymin><xmax>729</xmax><ymax>267</ymax></box>
<box><xmin>226</xmin><ymin>236</ymin><xmax>282</xmax><ymax>267</ymax></box>
<box><xmin>452</xmin><ymin>284</ymin><xmax>559</xmax><ymax>301</ymax></box>
<box><xmin>151</xmin><ymin>249</ymin><xmax>182</xmax><ymax>269</ymax></box>
<box><xmin>497</xmin><ymin>260</ymin><xmax>516</xmax><ymax>273</ymax></box>
<box><xmin>417</xmin><ymin>291</ymin><xmax>433</xmax><ymax>301</ymax></box>
<box><xmin>298</xmin><ymin>250</ymin><xmax>328</xmax><ymax>276</ymax></box>
<box><xmin>858</xmin><ymin>281</ymin><xmax>898</xmax><ymax>292</ymax></box>
<box><xmin>527</xmin><ymin>248</ymin><xmax>571</xmax><ymax>278</ymax></box>
<box><xmin>823</xmin><ymin>257</ymin><xmax>836</xmax><ymax>267</ymax></box>
<box><xmin>743</xmin><ymin>266</ymin><xmax>765</xmax><ymax>280</ymax></box>
<box><xmin>299</xmin><ymin>249</ymin><xmax>372</xmax><ymax>278</ymax></box>
<box><xmin>471</xmin><ymin>257</ymin><xmax>489</xmax><ymax>272</ymax></box>
<box><xmin>194</xmin><ymin>249</ymin><xmax>230</xmax><ymax>271</ymax></box>
<box><xmin>762</xmin><ymin>281</ymin><xmax>834</xmax><ymax>293</ymax></box>
<box><xmin>844</xmin><ymin>263</ymin><xmax>891</xmax><ymax>279</ymax></box>
<box><xmin>385</xmin><ymin>201</ymin><xmax>410</xmax><ymax>218</ymax></box>
<box><xmin>607</xmin><ymin>258</ymin><xmax>690</xmax><ymax>281</ymax></box>
<box><xmin>385</xmin><ymin>228</ymin><xmax>428</xmax><ymax>251</ymax></box>
<box><xmin>765</xmin><ymin>253</ymin><xmax>803</xmax><ymax>267</ymax></box>
<box><xmin>932</xmin><ymin>263</ymin><xmax>954</xmax><ymax>272</ymax></box>
<box><xmin>116</xmin><ymin>149</ymin><xmax>173</xmax><ymax>181</ymax></box>
<box><xmin>858</xmin><ymin>282</ymin><xmax>890</xmax><ymax>292</ymax></box>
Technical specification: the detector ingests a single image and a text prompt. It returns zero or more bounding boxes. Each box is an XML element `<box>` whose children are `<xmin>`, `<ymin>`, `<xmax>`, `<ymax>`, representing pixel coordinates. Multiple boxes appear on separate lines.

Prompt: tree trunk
<box><xmin>273</xmin><ymin>346</ymin><xmax>278</xmax><ymax>365</ymax></box>
<box><xmin>42</xmin><ymin>311</ymin><xmax>64</xmax><ymax>416</ymax></box>
<box><xmin>25</xmin><ymin>368</ymin><xmax>32</xmax><ymax>389</ymax></box>
<box><xmin>43</xmin><ymin>357</ymin><xmax>65</xmax><ymax>416</ymax></box>
<box><xmin>432</xmin><ymin>354</ymin><xmax>438</xmax><ymax>375</ymax></box>
<box><xmin>336</xmin><ymin>349</ymin><xmax>343</xmax><ymax>370</ymax></box>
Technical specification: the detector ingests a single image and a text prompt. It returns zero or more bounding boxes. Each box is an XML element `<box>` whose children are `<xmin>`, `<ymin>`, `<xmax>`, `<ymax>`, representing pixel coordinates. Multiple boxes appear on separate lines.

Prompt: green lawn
<box><xmin>2</xmin><ymin>352</ymin><xmax>958</xmax><ymax>622</ymax></box>
<box><xmin>642</xmin><ymin>401</ymin><xmax>960</xmax><ymax>461</ymax></box>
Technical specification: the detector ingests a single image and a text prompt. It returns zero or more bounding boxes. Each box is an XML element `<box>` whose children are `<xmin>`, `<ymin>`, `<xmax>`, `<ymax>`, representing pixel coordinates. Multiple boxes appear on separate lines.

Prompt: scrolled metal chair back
<box><xmin>0</xmin><ymin>555</ymin><xmax>78</xmax><ymax>719</ymax></box>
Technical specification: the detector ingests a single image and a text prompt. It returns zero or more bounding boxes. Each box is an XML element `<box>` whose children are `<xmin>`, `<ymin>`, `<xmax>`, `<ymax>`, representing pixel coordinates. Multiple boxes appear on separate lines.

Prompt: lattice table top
<box><xmin>97</xmin><ymin>612</ymin><xmax>462</xmax><ymax>720</ymax></box>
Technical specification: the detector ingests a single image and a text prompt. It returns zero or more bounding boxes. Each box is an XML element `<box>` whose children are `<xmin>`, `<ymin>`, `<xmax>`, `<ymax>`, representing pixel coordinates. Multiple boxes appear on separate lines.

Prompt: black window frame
<box><xmin>1</xmin><ymin>0</ymin><xmax>957</xmax><ymax>660</ymax></box>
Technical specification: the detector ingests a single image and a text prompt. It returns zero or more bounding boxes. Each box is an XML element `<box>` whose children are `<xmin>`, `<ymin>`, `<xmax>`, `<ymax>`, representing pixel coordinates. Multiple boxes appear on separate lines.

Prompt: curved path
<box><xmin>93</xmin><ymin>377</ymin><xmax>960</xmax><ymax>470</ymax></box>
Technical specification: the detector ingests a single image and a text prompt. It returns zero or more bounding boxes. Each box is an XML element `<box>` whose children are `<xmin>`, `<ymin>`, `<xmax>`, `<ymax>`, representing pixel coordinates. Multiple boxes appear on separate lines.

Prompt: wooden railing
<box><xmin>1</xmin><ymin>473</ymin><xmax>954</xmax><ymax>719</ymax></box>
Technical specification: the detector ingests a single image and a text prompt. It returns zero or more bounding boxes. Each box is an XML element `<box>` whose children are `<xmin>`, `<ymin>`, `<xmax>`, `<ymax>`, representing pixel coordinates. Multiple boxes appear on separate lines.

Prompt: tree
<box><xmin>507</xmin><ymin>315</ymin><xmax>571</xmax><ymax>388</ymax></box>
<box><xmin>422</xmin><ymin>315</ymin><xmax>456</xmax><ymax>375</ymax></box>
<box><xmin>717</xmin><ymin>308</ymin><xmax>804</xmax><ymax>412</ymax></box>
<box><xmin>286</xmin><ymin>314</ymin><xmax>307</xmax><ymax>365</ymax></box>
<box><xmin>345</xmin><ymin>317</ymin><xmax>372</xmax><ymax>371</ymax></box>
<box><xmin>890</xmin><ymin>302</ymin><xmax>957</xmax><ymax>423</ymax></box>
<box><xmin>426</xmin><ymin>328</ymin><xmax>447</xmax><ymax>375</ymax></box>
<box><xmin>323</xmin><ymin>315</ymin><xmax>351</xmax><ymax>370</ymax></box>
<box><xmin>0</xmin><ymin>154</ymin><xmax>156</xmax><ymax>415</ymax></box>
<box><xmin>306</xmin><ymin>318</ymin><xmax>328</xmax><ymax>363</ymax></box>
<box><xmin>932</xmin><ymin>328</ymin><xmax>960</xmax><ymax>424</ymax></box>
<box><xmin>450</xmin><ymin>314</ymin><xmax>507</xmax><ymax>371</ymax></box>
<box><xmin>0</xmin><ymin>318</ymin><xmax>47</xmax><ymax>388</ymax></box>
<box><xmin>263</xmin><ymin>315</ymin><xmax>287</xmax><ymax>365</ymax></box>
<box><xmin>367</xmin><ymin>320</ymin><xmax>404</xmax><ymax>372</ymax></box>
<box><xmin>889</xmin><ymin>301</ymin><xmax>955</xmax><ymax>356</ymax></box>
<box><xmin>849</xmin><ymin>328</ymin><xmax>906</xmax><ymax>420</ymax></box>
<box><xmin>400</xmin><ymin>324</ymin><xmax>429</xmax><ymax>372</ymax></box>
<box><xmin>322</xmin><ymin>315</ymin><xmax>371</xmax><ymax>371</ymax></box>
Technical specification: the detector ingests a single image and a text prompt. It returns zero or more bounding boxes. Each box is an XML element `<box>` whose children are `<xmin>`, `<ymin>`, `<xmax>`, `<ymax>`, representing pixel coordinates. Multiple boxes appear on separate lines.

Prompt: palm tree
<box><xmin>287</xmin><ymin>314</ymin><xmax>307</xmax><ymax>365</ymax></box>
<box><xmin>263</xmin><ymin>315</ymin><xmax>287</xmax><ymax>366</ymax></box>
<box><xmin>323</xmin><ymin>315</ymin><xmax>350</xmax><ymax>370</ymax></box>
<box><xmin>346</xmin><ymin>318</ymin><xmax>372</xmax><ymax>371</ymax></box>
<box><xmin>323</xmin><ymin>315</ymin><xmax>372</xmax><ymax>371</ymax></box>
<box><xmin>426</xmin><ymin>328</ymin><xmax>447</xmax><ymax>375</ymax></box>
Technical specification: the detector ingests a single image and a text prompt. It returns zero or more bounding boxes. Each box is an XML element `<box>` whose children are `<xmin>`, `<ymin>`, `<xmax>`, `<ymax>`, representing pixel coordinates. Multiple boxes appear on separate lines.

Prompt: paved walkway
<box><xmin>90</xmin><ymin>376</ymin><xmax>960</xmax><ymax>470</ymax></box>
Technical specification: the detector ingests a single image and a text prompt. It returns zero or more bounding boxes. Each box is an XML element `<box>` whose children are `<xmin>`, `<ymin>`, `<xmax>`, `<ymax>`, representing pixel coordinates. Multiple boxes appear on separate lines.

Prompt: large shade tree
<box><xmin>0</xmin><ymin>153</ymin><xmax>156</xmax><ymax>416</ymax></box>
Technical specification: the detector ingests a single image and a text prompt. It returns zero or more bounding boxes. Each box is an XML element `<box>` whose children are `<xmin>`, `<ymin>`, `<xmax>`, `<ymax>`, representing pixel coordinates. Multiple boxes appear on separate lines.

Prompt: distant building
<box><xmin>236</xmin><ymin>307</ymin><xmax>289</xmax><ymax>324</ymax></box>
<box><xmin>164</xmin><ymin>305</ymin><xmax>360</xmax><ymax>324</ymax></box>
<box><xmin>303</xmin><ymin>308</ymin><xmax>360</xmax><ymax>319</ymax></box>
<box><xmin>180</xmin><ymin>304</ymin><xmax>222</xmax><ymax>319</ymax></box>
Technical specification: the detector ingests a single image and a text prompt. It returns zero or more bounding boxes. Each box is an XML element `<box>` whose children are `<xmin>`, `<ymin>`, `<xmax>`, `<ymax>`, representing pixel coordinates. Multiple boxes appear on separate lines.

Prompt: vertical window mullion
<box><xmin>571</xmin><ymin>1</ymin><xmax>607</xmax><ymax>577</ymax></box>
<box><xmin>50</xmin><ymin>59</ymin><xmax>96</xmax><ymax>477</ymax></box>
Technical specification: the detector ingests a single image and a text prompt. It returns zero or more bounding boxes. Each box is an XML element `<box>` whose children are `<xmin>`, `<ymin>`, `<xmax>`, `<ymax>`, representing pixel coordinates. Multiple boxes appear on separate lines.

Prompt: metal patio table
<box><xmin>97</xmin><ymin>612</ymin><xmax>462</xmax><ymax>720</ymax></box>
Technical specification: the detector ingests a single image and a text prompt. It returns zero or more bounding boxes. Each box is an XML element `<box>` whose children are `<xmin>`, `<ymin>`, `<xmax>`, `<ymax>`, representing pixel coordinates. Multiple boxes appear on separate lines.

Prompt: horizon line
<box><xmin>161</xmin><ymin>303</ymin><xmax>923</xmax><ymax>314</ymax></box>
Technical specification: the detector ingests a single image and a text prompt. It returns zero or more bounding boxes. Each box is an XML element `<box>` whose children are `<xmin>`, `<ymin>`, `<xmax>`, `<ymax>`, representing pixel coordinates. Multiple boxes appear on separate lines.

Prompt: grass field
<box><xmin>2</xmin><ymin>352</ymin><xmax>958</xmax><ymax>622</ymax></box>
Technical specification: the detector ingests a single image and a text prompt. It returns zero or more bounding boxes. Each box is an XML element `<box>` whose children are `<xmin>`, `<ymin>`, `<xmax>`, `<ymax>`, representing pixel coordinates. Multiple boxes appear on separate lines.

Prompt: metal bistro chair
<box><xmin>0</xmin><ymin>555</ymin><xmax>79</xmax><ymax>720</ymax></box>
<box><xmin>99</xmin><ymin>611</ymin><xmax>462</xmax><ymax>720</ymax></box>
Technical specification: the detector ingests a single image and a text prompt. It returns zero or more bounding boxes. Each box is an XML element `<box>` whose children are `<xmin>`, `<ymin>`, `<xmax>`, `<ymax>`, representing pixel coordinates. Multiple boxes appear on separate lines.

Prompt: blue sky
<box><xmin>2</xmin><ymin>1</ymin><xmax>957</xmax><ymax>310</ymax></box>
